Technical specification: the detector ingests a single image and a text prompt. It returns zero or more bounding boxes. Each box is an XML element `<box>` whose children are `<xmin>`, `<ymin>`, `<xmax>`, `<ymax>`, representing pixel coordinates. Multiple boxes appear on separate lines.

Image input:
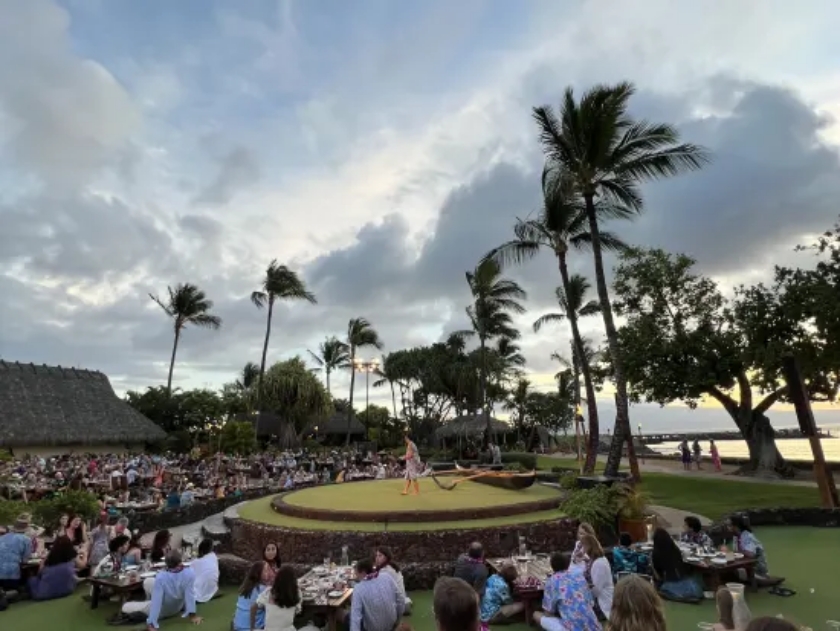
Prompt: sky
<box><xmin>2</xmin><ymin>0</ymin><xmax>840</xmax><ymax>433</ymax></box>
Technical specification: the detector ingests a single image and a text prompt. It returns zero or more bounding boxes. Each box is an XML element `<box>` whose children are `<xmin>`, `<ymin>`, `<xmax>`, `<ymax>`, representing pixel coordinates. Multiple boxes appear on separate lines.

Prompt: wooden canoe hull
<box><xmin>454</xmin><ymin>463</ymin><xmax>537</xmax><ymax>490</ymax></box>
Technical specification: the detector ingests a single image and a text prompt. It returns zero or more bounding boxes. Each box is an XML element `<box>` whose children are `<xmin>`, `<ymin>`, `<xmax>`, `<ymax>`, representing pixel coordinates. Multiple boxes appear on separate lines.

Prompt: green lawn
<box><xmin>4</xmin><ymin>527</ymin><xmax>835</xmax><ymax>630</ymax></box>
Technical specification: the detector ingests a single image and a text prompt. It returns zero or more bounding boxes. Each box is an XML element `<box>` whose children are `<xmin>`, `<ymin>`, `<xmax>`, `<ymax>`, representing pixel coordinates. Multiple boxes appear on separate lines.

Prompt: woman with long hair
<box><xmin>609</xmin><ymin>574</ymin><xmax>666</xmax><ymax>631</ymax></box>
<box><xmin>233</xmin><ymin>561</ymin><xmax>267</xmax><ymax>631</ymax></box>
<box><xmin>376</xmin><ymin>546</ymin><xmax>412</xmax><ymax>613</ymax></box>
<box><xmin>402</xmin><ymin>433</ymin><xmax>421</xmax><ymax>496</ymax></box>
<box><xmin>714</xmin><ymin>587</ymin><xmax>736</xmax><ymax>631</ymax></box>
<box><xmin>150</xmin><ymin>529</ymin><xmax>171</xmax><ymax>563</ymax></box>
<box><xmin>571</xmin><ymin>523</ymin><xmax>596</xmax><ymax>566</ymax></box>
<box><xmin>580</xmin><ymin>534</ymin><xmax>612</xmax><ymax>621</ymax></box>
<box><xmin>251</xmin><ymin>565</ymin><xmax>301</xmax><ymax>631</ymax></box>
<box><xmin>650</xmin><ymin>528</ymin><xmax>702</xmax><ymax>602</ymax></box>
<box><xmin>261</xmin><ymin>542</ymin><xmax>281</xmax><ymax>586</ymax></box>
<box><xmin>27</xmin><ymin>536</ymin><xmax>79</xmax><ymax>601</ymax></box>
<box><xmin>87</xmin><ymin>511</ymin><xmax>113</xmax><ymax>569</ymax></box>
<box><xmin>729</xmin><ymin>515</ymin><xmax>769</xmax><ymax>578</ymax></box>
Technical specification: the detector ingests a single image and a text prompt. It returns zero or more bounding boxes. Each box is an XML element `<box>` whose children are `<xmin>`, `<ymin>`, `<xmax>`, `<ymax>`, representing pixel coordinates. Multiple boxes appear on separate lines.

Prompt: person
<box><xmin>710</xmin><ymin>439</ymin><xmax>722</xmax><ymax>472</ymax></box>
<box><xmin>88</xmin><ymin>511</ymin><xmax>114</xmax><ymax>569</ymax></box>
<box><xmin>124</xmin><ymin>532</ymin><xmax>144</xmax><ymax>566</ymax></box>
<box><xmin>729</xmin><ymin>515</ymin><xmax>769</xmax><ymax>578</ymax></box>
<box><xmin>432</xmin><ymin>577</ymin><xmax>480</xmax><ymax>631</ymax></box>
<box><xmin>571</xmin><ymin>522</ymin><xmax>596</xmax><ymax>566</ymax></box>
<box><xmin>191</xmin><ymin>539</ymin><xmax>219</xmax><ymax>603</ymax></box>
<box><xmin>165</xmin><ymin>488</ymin><xmax>181</xmax><ymax>511</ymax></box>
<box><xmin>713</xmin><ymin>587</ymin><xmax>737</xmax><ymax>631</ymax></box>
<box><xmin>609</xmin><ymin>574</ymin><xmax>666</xmax><ymax>631</ymax></box>
<box><xmin>93</xmin><ymin>535</ymin><xmax>130</xmax><ymax>577</ymax></box>
<box><xmin>680</xmin><ymin>440</ymin><xmax>691</xmax><ymax>471</ymax></box>
<box><xmin>533</xmin><ymin>552</ymin><xmax>600</xmax><ymax>631</ymax></box>
<box><xmin>745</xmin><ymin>619</ymin><xmax>799</xmax><ymax>631</ymax></box>
<box><xmin>0</xmin><ymin>514</ymin><xmax>36</xmax><ymax>594</ymax></box>
<box><xmin>180</xmin><ymin>483</ymin><xmax>196</xmax><ymax>507</ymax></box>
<box><xmin>375</xmin><ymin>546</ymin><xmax>412</xmax><ymax>614</ymax></box>
<box><xmin>580</xmin><ymin>534</ymin><xmax>613</xmax><ymax>621</ymax></box>
<box><xmin>261</xmin><ymin>542</ymin><xmax>281</xmax><ymax>586</ymax></box>
<box><xmin>251</xmin><ymin>565</ymin><xmax>300</xmax><ymax>631</ymax></box>
<box><xmin>233</xmin><ymin>561</ymin><xmax>267</xmax><ymax>631</ymax></box>
<box><xmin>479</xmin><ymin>563</ymin><xmax>523</xmax><ymax>625</ymax></box>
<box><xmin>453</xmin><ymin>542</ymin><xmax>488</xmax><ymax>596</ymax></box>
<box><xmin>650</xmin><ymin>528</ymin><xmax>702</xmax><ymax>602</ymax></box>
<box><xmin>489</xmin><ymin>443</ymin><xmax>501</xmax><ymax>465</ymax></box>
<box><xmin>611</xmin><ymin>533</ymin><xmax>647</xmax><ymax>576</ymax></box>
<box><xmin>28</xmin><ymin>535</ymin><xmax>78</xmax><ymax>601</ymax></box>
<box><xmin>121</xmin><ymin>550</ymin><xmax>202</xmax><ymax>629</ymax></box>
<box><xmin>680</xmin><ymin>516</ymin><xmax>713</xmax><ymax>548</ymax></box>
<box><xmin>402</xmin><ymin>434</ymin><xmax>421</xmax><ymax>496</ymax></box>
<box><xmin>150</xmin><ymin>530</ymin><xmax>172</xmax><ymax>563</ymax></box>
<box><xmin>340</xmin><ymin>558</ymin><xmax>405</xmax><ymax>631</ymax></box>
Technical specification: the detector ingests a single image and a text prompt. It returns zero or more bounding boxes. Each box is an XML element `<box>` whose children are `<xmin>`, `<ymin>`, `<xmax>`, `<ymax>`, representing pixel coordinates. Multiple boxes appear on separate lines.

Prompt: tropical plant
<box><xmin>251</xmin><ymin>260</ymin><xmax>317</xmax><ymax>422</ymax></box>
<box><xmin>345</xmin><ymin>318</ymin><xmax>384</xmax><ymax>445</ymax></box>
<box><xmin>462</xmin><ymin>259</ymin><xmax>527</xmax><ymax>441</ymax></box>
<box><xmin>533</xmin><ymin>81</ymin><xmax>709</xmax><ymax>477</ymax></box>
<box><xmin>149</xmin><ymin>283</ymin><xmax>222</xmax><ymax>394</ymax></box>
<box><xmin>373</xmin><ymin>354</ymin><xmax>402</xmax><ymax>420</ymax></box>
<box><xmin>308</xmin><ymin>336</ymin><xmax>350</xmax><ymax>395</ymax></box>
<box><xmin>560</xmin><ymin>485</ymin><xmax>618</xmax><ymax>531</ymax></box>
<box><xmin>613</xmin><ymin>484</ymin><xmax>651</xmax><ymax>520</ymax></box>
<box><xmin>235</xmin><ymin>362</ymin><xmax>260</xmax><ymax>391</ymax></box>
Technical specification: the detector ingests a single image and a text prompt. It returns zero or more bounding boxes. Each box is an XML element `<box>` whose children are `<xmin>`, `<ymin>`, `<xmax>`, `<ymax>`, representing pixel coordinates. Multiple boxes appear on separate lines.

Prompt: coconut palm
<box><xmin>345</xmin><ymin>318</ymin><xmax>384</xmax><ymax>445</ymax></box>
<box><xmin>235</xmin><ymin>362</ymin><xmax>260</xmax><ymax>391</ymax></box>
<box><xmin>533</xmin><ymin>82</ymin><xmax>709</xmax><ymax>477</ymax></box>
<box><xmin>149</xmin><ymin>283</ymin><xmax>222</xmax><ymax>395</ymax></box>
<box><xmin>462</xmin><ymin>259</ymin><xmax>527</xmax><ymax>441</ymax></box>
<box><xmin>308</xmin><ymin>336</ymin><xmax>350</xmax><ymax>395</ymax></box>
<box><xmin>533</xmin><ymin>275</ymin><xmax>602</xmax><ymax>472</ymax></box>
<box><xmin>484</xmin><ymin>170</ymin><xmax>627</xmax><ymax>473</ymax></box>
<box><xmin>251</xmin><ymin>260</ymin><xmax>317</xmax><ymax>418</ymax></box>
<box><xmin>372</xmin><ymin>354</ymin><xmax>401</xmax><ymax>420</ymax></box>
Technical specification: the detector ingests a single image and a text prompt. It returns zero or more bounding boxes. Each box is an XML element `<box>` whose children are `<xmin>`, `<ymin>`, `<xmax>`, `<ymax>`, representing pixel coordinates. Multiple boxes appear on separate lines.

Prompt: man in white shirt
<box><xmin>190</xmin><ymin>539</ymin><xmax>219</xmax><ymax>603</ymax></box>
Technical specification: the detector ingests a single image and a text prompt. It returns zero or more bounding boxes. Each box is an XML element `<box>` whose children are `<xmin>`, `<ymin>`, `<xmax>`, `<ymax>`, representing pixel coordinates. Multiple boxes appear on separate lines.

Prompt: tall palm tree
<box><xmin>308</xmin><ymin>336</ymin><xmax>350</xmax><ymax>395</ymax></box>
<box><xmin>484</xmin><ymin>170</ymin><xmax>627</xmax><ymax>473</ymax></box>
<box><xmin>251</xmin><ymin>260</ymin><xmax>317</xmax><ymax>418</ymax></box>
<box><xmin>149</xmin><ymin>283</ymin><xmax>222</xmax><ymax>395</ymax></box>
<box><xmin>345</xmin><ymin>318</ymin><xmax>383</xmax><ymax>445</ymax></box>
<box><xmin>503</xmin><ymin>377</ymin><xmax>531</xmax><ymax>443</ymax></box>
<box><xmin>235</xmin><ymin>362</ymin><xmax>260</xmax><ymax>391</ymax></box>
<box><xmin>533</xmin><ymin>275</ymin><xmax>602</xmax><ymax>472</ymax></box>
<box><xmin>533</xmin><ymin>82</ymin><xmax>709</xmax><ymax>477</ymax></box>
<box><xmin>463</xmin><ymin>259</ymin><xmax>527</xmax><ymax>441</ymax></box>
<box><xmin>372</xmin><ymin>354</ymin><xmax>401</xmax><ymax>420</ymax></box>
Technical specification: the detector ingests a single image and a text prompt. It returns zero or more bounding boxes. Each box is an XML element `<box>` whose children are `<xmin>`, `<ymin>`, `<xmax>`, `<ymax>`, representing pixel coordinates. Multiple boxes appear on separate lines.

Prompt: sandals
<box><xmin>768</xmin><ymin>586</ymin><xmax>796</xmax><ymax>597</ymax></box>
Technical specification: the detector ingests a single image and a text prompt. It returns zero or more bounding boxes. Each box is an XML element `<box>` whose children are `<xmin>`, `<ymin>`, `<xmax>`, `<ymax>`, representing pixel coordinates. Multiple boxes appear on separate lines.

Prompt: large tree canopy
<box><xmin>612</xmin><ymin>246</ymin><xmax>828</xmax><ymax>476</ymax></box>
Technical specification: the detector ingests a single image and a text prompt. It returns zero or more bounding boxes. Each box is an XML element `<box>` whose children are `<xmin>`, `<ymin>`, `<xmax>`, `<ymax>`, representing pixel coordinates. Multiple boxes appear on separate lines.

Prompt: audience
<box><xmin>533</xmin><ymin>552</ymin><xmax>600</xmax><ymax>631</ymax></box>
<box><xmin>92</xmin><ymin>534</ymin><xmax>130</xmax><ymax>577</ymax></box>
<box><xmin>729</xmin><ymin>515</ymin><xmax>770</xmax><ymax>579</ymax></box>
<box><xmin>191</xmin><ymin>539</ymin><xmax>219</xmax><ymax>603</ymax></box>
<box><xmin>611</xmin><ymin>532</ymin><xmax>648</xmax><ymax>576</ymax></box>
<box><xmin>0</xmin><ymin>514</ymin><xmax>36</xmax><ymax>595</ymax></box>
<box><xmin>453</xmin><ymin>542</ymin><xmax>488</xmax><ymax>596</ymax></box>
<box><xmin>681</xmin><ymin>516</ymin><xmax>713</xmax><ymax>548</ymax></box>
<box><xmin>745</xmin><ymin>618</ymin><xmax>799</xmax><ymax>631</ymax></box>
<box><xmin>234</xmin><ymin>561</ymin><xmax>268</xmax><ymax>631</ymax></box>
<box><xmin>609</xmin><ymin>574</ymin><xmax>666</xmax><ymax>631</ymax></box>
<box><xmin>375</xmin><ymin>546</ymin><xmax>412</xmax><ymax>613</ymax></box>
<box><xmin>432</xmin><ymin>577</ymin><xmax>480</xmax><ymax>631</ymax></box>
<box><xmin>479</xmin><ymin>563</ymin><xmax>523</xmax><ymax>625</ymax></box>
<box><xmin>261</xmin><ymin>542</ymin><xmax>281</xmax><ymax>586</ymax></box>
<box><xmin>150</xmin><ymin>529</ymin><xmax>172</xmax><ymax>563</ymax></box>
<box><xmin>122</xmin><ymin>550</ymin><xmax>202</xmax><ymax>628</ymax></box>
<box><xmin>27</xmin><ymin>536</ymin><xmax>79</xmax><ymax>601</ymax></box>
<box><xmin>571</xmin><ymin>522</ymin><xmax>596</xmax><ymax>566</ymax></box>
<box><xmin>714</xmin><ymin>587</ymin><xmax>737</xmax><ymax>631</ymax></box>
<box><xmin>251</xmin><ymin>565</ymin><xmax>301</xmax><ymax>631</ymax></box>
<box><xmin>579</xmin><ymin>534</ymin><xmax>612</xmax><ymax>621</ymax></box>
<box><xmin>339</xmin><ymin>558</ymin><xmax>405</xmax><ymax>631</ymax></box>
<box><xmin>651</xmin><ymin>527</ymin><xmax>703</xmax><ymax>602</ymax></box>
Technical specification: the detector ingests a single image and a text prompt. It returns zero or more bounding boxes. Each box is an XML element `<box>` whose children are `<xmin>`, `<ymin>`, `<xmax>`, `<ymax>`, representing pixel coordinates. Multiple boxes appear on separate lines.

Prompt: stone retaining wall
<box><xmin>707</xmin><ymin>507</ymin><xmax>840</xmax><ymax>543</ymax></box>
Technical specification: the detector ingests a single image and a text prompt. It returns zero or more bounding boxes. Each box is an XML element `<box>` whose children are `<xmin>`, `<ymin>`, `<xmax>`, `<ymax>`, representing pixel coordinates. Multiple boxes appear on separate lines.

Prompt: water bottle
<box><xmin>340</xmin><ymin>545</ymin><xmax>349</xmax><ymax>568</ymax></box>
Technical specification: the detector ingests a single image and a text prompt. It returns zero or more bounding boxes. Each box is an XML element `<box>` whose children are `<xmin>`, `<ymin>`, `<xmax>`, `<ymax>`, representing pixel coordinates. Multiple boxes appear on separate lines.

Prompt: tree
<box><xmin>373</xmin><ymin>354</ymin><xmax>401</xmax><ymax>420</ymax></box>
<box><xmin>613</xmin><ymin>247</ymin><xmax>796</xmax><ymax>475</ymax></box>
<box><xmin>463</xmin><ymin>259</ymin><xmax>527</xmax><ymax>442</ymax></box>
<box><xmin>345</xmin><ymin>318</ymin><xmax>384</xmax><ymax>445</ymax></box>
<box><xmin>236</xmin><ymin>362</ymin><xmax>260</xmax><ymax>391</ymax></box>
<box><xmin>251</xmin><ymin>260</ymin><xmax>317</xmax><ymax>420</ymax></box>
<box><xmin>485</xmin><ymin>168</ymin><xmax>627</xmax><ymax>472</ymax></box>
<box><xmin>533</xmin><ymin>275</ymin><xmax>602</xmax><ymax>471</ymax></box>
<box><xmin>308</xmin><ymin>336</ymin><xmax>350</xmax><ymax>395</ymax></box>
<box><xmin>503</xmin><ymin>378</ymin><xmax>532</xmax><ymax>443</ymax></box>
<box><xmin>149</xmin><ymin>283</ymin><xmax>222</xmax><ymax>394</ymax></box>
<box><xmin>533</xmin><ymin>82</ymin><xmax>709</xmax><ymax>477</ymax></box>
<box><xmin>357</xmin><ymin>404</ymin><xmax>390</xmax><ymax>432</ymax></box>
<box><xmin>220</xmin><ymin>421</ymin><xmax>257</xmax><ymax>455</ymax></box>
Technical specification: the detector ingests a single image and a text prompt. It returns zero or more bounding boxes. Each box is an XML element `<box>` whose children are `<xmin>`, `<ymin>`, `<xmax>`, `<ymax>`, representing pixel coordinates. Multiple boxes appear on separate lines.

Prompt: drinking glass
<box><xmin>826</xmin><ymin>621</ymin><xmax>840</xmax><ymax>631</ymax></box>
<box><xmin>697</xmin><ymin>623</ymin><xmax>715</xmax><ymax>631</ymax></box>
<box><xmin>323</xmin><ymin>556</ymin><xmax>330</xmax><ymax>569</ymax></box>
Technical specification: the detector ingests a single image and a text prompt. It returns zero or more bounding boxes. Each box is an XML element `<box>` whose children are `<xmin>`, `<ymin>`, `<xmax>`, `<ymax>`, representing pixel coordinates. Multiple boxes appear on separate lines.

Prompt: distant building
<box><xmin>0</xmin><ymin>360</ymin><xmax>166</xmax><ymax>457</ymax></box>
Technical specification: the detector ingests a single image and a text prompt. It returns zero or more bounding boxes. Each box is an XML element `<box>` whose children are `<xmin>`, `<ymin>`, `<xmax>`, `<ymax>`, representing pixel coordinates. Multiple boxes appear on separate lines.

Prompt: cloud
<box><xmin>192</xmin><ymin>145</ymin><xmax>261</xmax><ymax>206</ymax></box>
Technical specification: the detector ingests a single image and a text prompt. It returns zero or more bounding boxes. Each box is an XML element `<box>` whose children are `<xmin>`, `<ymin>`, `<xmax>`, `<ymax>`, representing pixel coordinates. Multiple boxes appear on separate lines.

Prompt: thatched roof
<box><xmin>0</xmin><ymin>361</ymin><xmax>167</xmax><ymax>447</ymax></box>
<box><xmin>436</xmin><ymin>414</ymin><xmax>513</xmax><ymax>438</ymax></box>
<box><xmin>249</xmin><ymin>411</ymin><xmax>365</xmax><ymax>439</ymax></box>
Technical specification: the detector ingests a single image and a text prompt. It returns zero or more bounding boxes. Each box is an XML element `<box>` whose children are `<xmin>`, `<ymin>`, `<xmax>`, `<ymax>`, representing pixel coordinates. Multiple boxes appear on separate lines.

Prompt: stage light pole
<box><xmin>353</xmin><ymin>358</ymin><xmax>381</xmax><ymax>435</ymax></box>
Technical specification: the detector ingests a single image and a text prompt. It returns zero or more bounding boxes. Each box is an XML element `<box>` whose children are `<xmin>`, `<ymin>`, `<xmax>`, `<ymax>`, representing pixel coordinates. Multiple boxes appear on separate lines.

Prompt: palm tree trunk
<box><xmin>583</xmin><ymin>194</ymin><xmax>640</xmax><ymax>480</ymax></box>
<box><xmin>256</xmin><ymin>299</ymin><xmax>274</xmax><ymax>411</ymax></box>
<box><xmin>166</xmin><ymin>326</ymin><xmax>181</xmax><ymax>395</ymax></box>
<box><xmin>558</xmin><ymin>255</ymin><xmax>601</xmax><ymax>474</ymax></box>
<box><xmin>390</xmin><ymin>381</ymin><xmax>398</xmax><ymax>419</ymax></box>
<box><xmin>479</xmin><ymin>336</ymin><xmax>490</xmax><ymax>446</ymax></box>
<box><xmin>346</xmin><ymin>347</ymin><xmax>357</xmax><ymax>446</ymax></box>
<box><xmin>326</xmin><ymin>368</ymin><xmax>331</xmax><ymax>396</ymax></box>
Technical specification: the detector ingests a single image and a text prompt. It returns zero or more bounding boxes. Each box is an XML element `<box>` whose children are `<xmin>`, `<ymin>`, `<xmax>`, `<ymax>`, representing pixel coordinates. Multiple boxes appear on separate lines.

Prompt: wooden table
<box><xmin>488</xmin><ymin>556</ymin><xmax>551</xmax><ymax>627</ymax></box>
<box><xmin>298</xmin><ymin>567</ymin><xmax>354</xmax><ymax>631</ymax></box>
<box><xmin>88</xmin><ymin>575</ymin><xmax>145</xmax><ymax>609</ymax></box>
<box><xmin>685</xmin><ymin>557</ymin><xmax>758</xmax><ymax>591</ymax></box>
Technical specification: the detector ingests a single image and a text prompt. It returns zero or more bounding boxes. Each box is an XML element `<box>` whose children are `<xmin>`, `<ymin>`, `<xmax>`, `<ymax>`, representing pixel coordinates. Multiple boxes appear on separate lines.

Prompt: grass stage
<box><xmin>5</xmin><ymin>527</ymin><xmax>836</xmax><ymax>631</ymax></box>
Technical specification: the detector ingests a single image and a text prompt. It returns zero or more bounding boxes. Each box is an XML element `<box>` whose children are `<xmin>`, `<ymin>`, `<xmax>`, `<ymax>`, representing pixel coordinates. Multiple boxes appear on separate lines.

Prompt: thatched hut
<box><xmin>0</xmin><ymin>360</ymin><xmax>166</xmax><ymax>456</ymax></box>
<box><xmin>310</xmin><ymin>412</ymin><xmax>366</xmax><ymax>445</ymax></box>
<box><xmin>435</xmin><ymin>413</ymin><xmax>513</xmax><ymax>444</ymax></box>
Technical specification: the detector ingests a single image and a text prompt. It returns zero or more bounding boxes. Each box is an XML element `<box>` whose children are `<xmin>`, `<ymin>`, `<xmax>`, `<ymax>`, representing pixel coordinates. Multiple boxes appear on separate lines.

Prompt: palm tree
<box><xmin>149</xmin><ymin>283</ymin><xmax>222</xmax><ymax>394</ymax></box>
<box><xmin>533</xmin><ymin>275</ymin><xmax>602</xmax><ymax>472</ymax></box>
<box><xmin>503</xmin><ymin>377</ymin><xmax>531</xmax><ymax>443</ymax></box>
<box><xmin>463</xmin><ymin>259</ymin><xmax>527</xmax><ymax>442</ymax></box>
<box><xmin>533</xmin><ymin>82</ymin><xmax>709</xmax><ymax>477</ymax></box>
<box><xmin>308</xmin><ymin>336</ymin><xmax>350</xmax><ymax>395</ymax></box>
<box><xmin>484</xmin><ymin>170</ymin><xmax>627</xmax><ymax>473</ymax></box>
<box><xmin>235</xmin><ymin>362</ymin><xmax>260</xmax><ymax>391</ymax></box>
<box><xmin>251</xmin><ymin>260</ymin><xmax>317</xmax><ymax>417</ymax></box>
<box><xmin>372</xmin><ymin>354</ymin><xmax>401</xmax><ymax>420</ymax></box>
<box><xmin>345</xmin><ymin>318</ymin><xmax>384</xmax><ymax>445</ymax></box>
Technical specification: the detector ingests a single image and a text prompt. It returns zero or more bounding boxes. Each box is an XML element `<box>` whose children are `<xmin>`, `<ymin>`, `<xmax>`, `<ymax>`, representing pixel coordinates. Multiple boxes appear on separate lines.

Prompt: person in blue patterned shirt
<box><xmin>479</xmin><ymin>564</ymin><xmax>523</xmax><ymax>624</ymax></box>
<box><xmin>0</xmin><ymin>514</ymin><xmax>34</xmax><ymax>595</ymax></box>
<box><xmin>533</xmin><ymin>552</ymin><xmax>601</xmax><ymax>631</ymax></box>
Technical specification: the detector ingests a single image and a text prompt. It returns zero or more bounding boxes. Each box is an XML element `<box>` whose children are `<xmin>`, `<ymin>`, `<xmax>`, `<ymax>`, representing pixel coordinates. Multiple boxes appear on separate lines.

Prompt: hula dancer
<box><xmin>402</xmin><ymin>433</ymin><xmax>421</xmax><ymax>496</ymax></box>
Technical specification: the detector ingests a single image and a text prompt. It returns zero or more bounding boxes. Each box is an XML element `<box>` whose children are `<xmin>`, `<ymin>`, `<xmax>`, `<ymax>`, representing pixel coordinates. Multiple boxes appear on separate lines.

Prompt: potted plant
<box><xmin>614</xmin><ymin>484</ymin><xmax>653</xmax><ymax>542</ymax></box>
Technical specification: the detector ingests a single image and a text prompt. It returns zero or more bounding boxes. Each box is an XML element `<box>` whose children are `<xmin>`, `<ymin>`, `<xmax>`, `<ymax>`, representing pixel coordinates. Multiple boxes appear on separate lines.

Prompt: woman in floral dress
<box><xmin>401</xmin><ymin>434</ymin><xmax>421</xmax><ymax>496</ymax></box>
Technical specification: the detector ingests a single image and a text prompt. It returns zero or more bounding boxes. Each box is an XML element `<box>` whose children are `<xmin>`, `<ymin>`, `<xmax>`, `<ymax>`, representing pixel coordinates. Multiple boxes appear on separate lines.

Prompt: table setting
<box><xmin>298</xmin><ymin>564</ymin><xmax>354</xmax><ymax>606</ymax></box>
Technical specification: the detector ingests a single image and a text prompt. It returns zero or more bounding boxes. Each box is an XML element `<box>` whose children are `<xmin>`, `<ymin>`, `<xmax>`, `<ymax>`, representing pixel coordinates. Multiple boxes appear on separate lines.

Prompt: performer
<box><xmin>401</xmin><ymin>433</ymin><xmax>421</xmax><ymax>496</ymax></box>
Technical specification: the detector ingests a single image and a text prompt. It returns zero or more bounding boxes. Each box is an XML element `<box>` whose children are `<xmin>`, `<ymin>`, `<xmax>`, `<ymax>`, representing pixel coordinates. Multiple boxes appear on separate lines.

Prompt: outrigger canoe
<box><xmin>453</xmin><ymin>463</ymin><xmax>537</xmax><ymax>490</ymax></box>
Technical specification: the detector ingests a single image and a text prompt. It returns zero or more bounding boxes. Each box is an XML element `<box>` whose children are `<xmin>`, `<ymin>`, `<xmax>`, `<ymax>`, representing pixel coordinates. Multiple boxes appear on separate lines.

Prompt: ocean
<box><xmin>646</xmin><ymin>437</ymin><xmax>840</xmax><ymax>463</ymax></box>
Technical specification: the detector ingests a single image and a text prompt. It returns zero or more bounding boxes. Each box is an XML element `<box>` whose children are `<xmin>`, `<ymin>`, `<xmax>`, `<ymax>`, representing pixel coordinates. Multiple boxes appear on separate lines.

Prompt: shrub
<box><xmin>0</xmin><ymin>499</ymin><xmax>28</xmax><ymax>529</ymax></box>
<box><xmin>31</xmin><ymin>490</ymin><xmax>100</xmax><ymax>532</ymax></box>
<box><xmin>501</xmin><ymin>452</ymin><xmax>537</xmax><ymax>470</ymax></box>
<box><xmin>558</xmin><ymin>472</ymin><xmax>578</xmax><ymax>491</ymax></box>
<box><xmin>560</xmin><ymin>485</ymin><xmax>619</xmax><ymax>531</ymax></box>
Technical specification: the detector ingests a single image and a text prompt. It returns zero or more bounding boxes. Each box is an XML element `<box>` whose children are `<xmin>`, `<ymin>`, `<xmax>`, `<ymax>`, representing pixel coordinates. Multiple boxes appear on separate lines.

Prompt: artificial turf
<box><xmin>283</xmin><ymin>478</ymin><xmax>560</xmax><ymax>511</ymax></box>
<box><xmin>3</xmin><ymin>527</ymin><xmax>836</xmax><ymax>630</ymax></box>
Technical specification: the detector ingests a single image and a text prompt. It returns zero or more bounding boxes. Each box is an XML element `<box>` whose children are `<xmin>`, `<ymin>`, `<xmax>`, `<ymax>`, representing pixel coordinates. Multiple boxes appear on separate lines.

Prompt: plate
<box><xmin>710</xmin><ymin>558</ymin><xmax>728</xmax><ymax>566</ymax></box>
<box><xmin>140</xmin><ymin>571</ymin><xmax>156</xmax><ymax>579</ymax></box>
<box><xmin>686</xmin><ymin>556</ymin><xmax>702</xmax><ymax>563</ymax></box>
<box><xmin>733</xmin><ymin>553</ymin><xmax>744</xmax><ymax>559</ymax></box>
<box><xmin>152</xmin><ymin>562</ymin><xmax>165</xmax><ymax>568</ymax></box>
<box><xmin>327</xmin><ymin>590</ymin><xmax>344</xmax><ymax>599</ymax></box>
<box><xmin>124</xmin><ymin>565</ymin><xmax>139</xmax><ymax>571</ymax></box>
